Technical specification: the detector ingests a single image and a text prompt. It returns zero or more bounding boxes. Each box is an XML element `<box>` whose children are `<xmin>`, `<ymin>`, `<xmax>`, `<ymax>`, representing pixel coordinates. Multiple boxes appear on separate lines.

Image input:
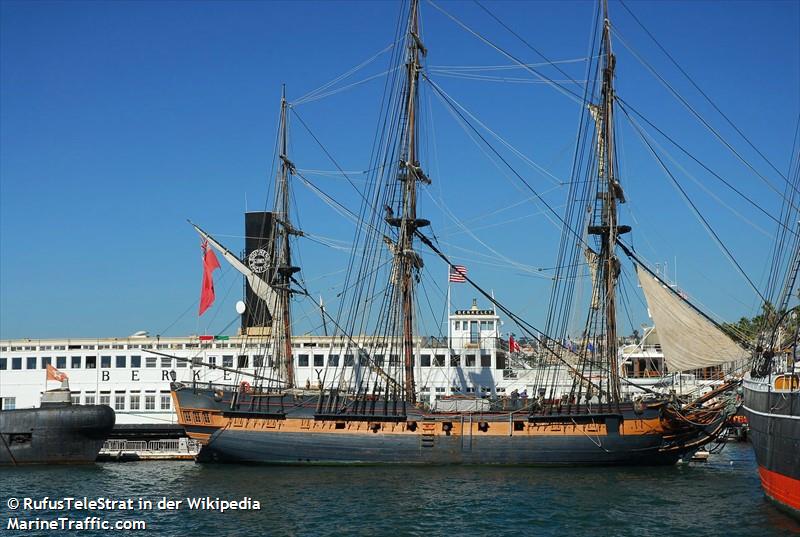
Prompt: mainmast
<box><xmin>274</xmin><ymin>84</ymin><xmax>299</xmax><ymax>389</ymax></box>
<box><xmin>392</xmin><ymin>0</ymin><xmax>429</xmax><ymax>404</ymax></box>
<box><xmin>589</xmin><ymin>0</ymin><xmax>627</xmax><ymax>405</ymax></box>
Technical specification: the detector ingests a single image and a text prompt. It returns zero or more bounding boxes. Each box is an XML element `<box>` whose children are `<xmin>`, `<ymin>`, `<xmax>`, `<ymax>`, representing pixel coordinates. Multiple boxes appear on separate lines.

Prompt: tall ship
<box><xmin>171</xmin><ymin>0</ymin><xmax>737</xmax><ymax>465</ymax></box>
<box><xmin>742</xmin><ymin>132</ymin><xmax>800</xmax><ymax>518</ymax></box>
<box><xmin>0</xmin><ymin>368</ymin><xmax>114</xmax><ymax>465</ymax></box>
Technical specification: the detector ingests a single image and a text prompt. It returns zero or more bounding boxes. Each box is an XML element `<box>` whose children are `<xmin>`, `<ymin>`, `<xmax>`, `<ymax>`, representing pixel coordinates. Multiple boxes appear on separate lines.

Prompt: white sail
<box><xmin>637</xmin><ymin>266</ymin><xmax>747</xmax><ymax>372</ymax></box>
<box><xmin>192</xmin><ymin>224</ymin><xmax>278</xmax><ymax>306</ymax></box>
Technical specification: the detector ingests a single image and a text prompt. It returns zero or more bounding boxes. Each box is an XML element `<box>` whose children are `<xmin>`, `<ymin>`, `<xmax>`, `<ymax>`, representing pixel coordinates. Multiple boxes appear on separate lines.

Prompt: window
<box><xmin>114</xmin><ymin>394</ymin><xmax>125</xmax><ymax>410</ymax></box>
<box><xmin>145</xmin><ymin>395</ymin><xmax>155</xmax><ymax>410</ymax></box>
<box><xmin>344</xmin><ymin>354</ymin><xmax>354</xmax><ymax>366</ymax></box>
<box><xmin>421</xmin><ymin>354</ymin><xmax>431</xmax><ymax>367</ymax></box>
<box><xmin>0</xmin><ymin>358</ymin><xmax>5</xmax><ymax>370</ymax></box>
<box><xmin>237</xmin><ymin>355</ymin><xmax>248</xmax><ymax>368</ymax></box>
<box><xmin>131</xmin><ymin>355</ymin><xmax>141</xmax><ymax>368</ymax></box>
<box><xmin>298</xmin><ymin>354</ymin><xmax>309</xmax><ymax>367</ymax></box>
<box><xmin>465</xmin><ymin>355</ymin><xmax>476</xmax><ymax>367</ymax></box>
<box><xmin>481</xmin><ymin>354</ymin><xmax>492</xmax><ymax>367</ymax></box>
<box><xmin>27</xmin><ymin>357</ymin><xmax>36</xmax><ymax>369</ymax></box>
<box><xmin>12</xmin><ymin>358</ymin><xmax>21</xmax><ymax>370</ymax></box>
<box><xmin>116</xmin><ymin>356</ymin><xmax>126</xmax><ymax>368</ymax></box>
<box><xmin>314</xmin><ymin>354</ymin><xmax>324</xmax><ymax>367</ymax></box>
<box><xmin>253</xmin><ymin>355</ymin><xmax>264</xmax><ymax>368</ymax></box>
<box><xmin>454</xmin><ymin>321</ymin><xmax>460</xmax><ymax>330</ymax></box>
<box><xmin>160</xmin><ymin>394</ymin><xmax>171</xmax><ymax>410</ymax></box>
<box><xmin>71</xmin><ymin>356</ymin><xmax>81</xmax><ymax>368</ymax></box>
<box><xmin>470</xmin><ymin>321</ymin><xmax>479</xmax><ymax>344</ymax></box>
<box><xmin>84</xmin><ymin>394</ymin><xmax>96</xmax><ymax>405</ymax></box>
<box><xmin>2</xmin><ymin>397</ymin><xmax>16</xmax><ymax>410</ymax></box>
<box><xmin>86</xmin><ymin>356</ymin><xmax>97</xmax><ymax>369</ymax></box>
<box><xmin>389</xmin><ymin>354</ymin><xmax>400</xmax><ymax>366</ymax></box>
<box><xmin>374</xmin><ymin>355</ymin><xmax>384</xmax><ymax>366</ymax></box>
<box><xmin>176</xmin><ymin>357</ymin><xmax>187</xmax><ymax>368</ymax></box>
<box><xmin>450</xmin><ymin>355</ymin><xmax>461</xmax><ymax>367</ymax></box>
<box><xmin>146</xmin><ymin>356</ymin><xmax>157</xmax><ymax>368</ymax></box>
<box><xmin>328</xmin><ymin>354</ymin><xmax>339</xmax><ymax>367</ymax></box>
<box><xmin>486</xmin><ymin>321</ymin><xmax>494</xmax><ymax>330</ymax></box>
<box><xmin>496</xmin><ymin>354</ymin><xmax>506</xmax><ymax>370</ymax></box>
<box><xmin>435</xmin><ymin>387</ymin><xmax>445</xmax><ymax>393</ymax></box>
<box><xmin>208</xmin><ymin>356</ymin><xmax>217</xmax><ymax>367</ymax></box>
<box><xmin>99</xmin><ymin>394</ymin><xmax>111</xmax><ymax>407</ymax></box>
<box><xmin>71</xmin><ymin>393</ymin><xmax>80</xmax><ymax>404</ymax></box>
<box><xmin>222</xmin><ymin>355</ymin><xmax>233</xmax><ymax>367</ymax></box>
<box><xmin>56</xmin><ymin>356</ymin><xmax>67</xmax><ymax>369</ymax></box>
<box><xmin>160</xmin><ymin>356</ymin><xmax>172</xmax><ymax>368</ymax></box>
<box><xmin>41</xmin><ymin>357</ymin><xmax>52</xmax><ymax>369</ymax></box>
<box><xmin>129</xmin><ymin>395</ymin><xmax>140</xmax><ymax>410</ymax></box>
<box><xmin>101</xmin><ymin>356</ymin><xmax>111</xmax><ymax>368</ymax></box>
<box><xmin>433</xmin><ymin>355</ymin><xmax>445</xmax><ymax>367</ymax></box>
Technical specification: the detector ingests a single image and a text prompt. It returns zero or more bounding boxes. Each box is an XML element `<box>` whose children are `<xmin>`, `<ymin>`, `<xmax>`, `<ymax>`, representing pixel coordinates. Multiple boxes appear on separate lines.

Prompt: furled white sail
<box><xmin>584</xmin><ymin>247</ymin><xmax>600</xmax><ymax>310</ymax></box>
<box><xmin>192</xmin><ymin>224</ymin><xmax>278</xmax><ymax>306</ymax></box>
<box><xmin>637</xmin><ymin>266</ymin><xmax>747</xmax><ymax>372</ymax></box>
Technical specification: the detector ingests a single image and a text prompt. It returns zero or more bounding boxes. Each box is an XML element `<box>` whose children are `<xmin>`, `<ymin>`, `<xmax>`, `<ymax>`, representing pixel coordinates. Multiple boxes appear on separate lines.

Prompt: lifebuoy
<box><xmin>240</xmin><ymin>381</ymin><xmax>251</xmax><ymax>394</ymax></box>
<box><xmin>213</xmin><ymin>389</ymin><xmax>224</xmax><ymax>402</ymax></box>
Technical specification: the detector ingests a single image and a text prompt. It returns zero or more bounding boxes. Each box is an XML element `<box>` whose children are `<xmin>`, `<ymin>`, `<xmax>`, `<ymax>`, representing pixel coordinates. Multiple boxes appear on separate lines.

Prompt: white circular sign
<box><xmin>235</xmin><ymin>301</ymin><xmax>246</xmax><ymax>315</ymax></box>
<box><xmin>248</xmin><ymin>249</ymin><xmax>269</xmax><ymax>273</ymax></box>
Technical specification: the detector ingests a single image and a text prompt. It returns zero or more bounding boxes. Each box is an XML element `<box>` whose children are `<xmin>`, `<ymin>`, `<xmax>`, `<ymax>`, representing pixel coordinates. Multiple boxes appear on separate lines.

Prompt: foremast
<box><xmin>588</xmin><ymin>0</ymin><xmax>627</xmax><ymax>406</ymax></box>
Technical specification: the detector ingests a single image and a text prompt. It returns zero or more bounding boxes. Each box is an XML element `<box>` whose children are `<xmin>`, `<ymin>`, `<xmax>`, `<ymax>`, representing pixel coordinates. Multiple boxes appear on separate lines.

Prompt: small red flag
<box><xmin>509</xmin><ymin>335</ymin><xmax>521</xmax><ymax>353</ymax></box>
<box><xmin>46</xmin><ymin>364</ymin><xmax>68</xmax><ymax>382</ymax></box>
<box><xmin>199</xmin><ymin>239</ymin><xmax>221</xmax><ymax>316</ymax></box>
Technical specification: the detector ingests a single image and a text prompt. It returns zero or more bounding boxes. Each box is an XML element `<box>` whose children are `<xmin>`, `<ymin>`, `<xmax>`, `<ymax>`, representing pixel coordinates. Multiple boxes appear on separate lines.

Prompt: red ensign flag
<box><xmin>199</xmin><ymin>240</ymin><xmax>221</xmax><ymax>316</ymax></box>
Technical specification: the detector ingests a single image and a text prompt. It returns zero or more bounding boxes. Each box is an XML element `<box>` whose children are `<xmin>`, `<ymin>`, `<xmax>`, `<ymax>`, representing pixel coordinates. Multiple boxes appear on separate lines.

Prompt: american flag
<box><xmin>449</xmin><ymin>265</ymin><xmax>467</xmax><ymax>283</ymax></box>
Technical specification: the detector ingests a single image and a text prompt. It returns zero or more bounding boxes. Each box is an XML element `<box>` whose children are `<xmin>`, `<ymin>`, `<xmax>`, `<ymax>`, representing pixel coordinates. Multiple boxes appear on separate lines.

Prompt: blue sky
<box><xmin>1</xmin><ymin>0</ymin><xmax>798</xmax><ymax>340</ymax></box>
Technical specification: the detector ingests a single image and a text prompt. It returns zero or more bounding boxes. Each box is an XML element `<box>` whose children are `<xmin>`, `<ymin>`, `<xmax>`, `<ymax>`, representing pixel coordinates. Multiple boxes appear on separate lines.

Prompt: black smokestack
<box><xmin>243</xmin><ymin>211</ymin><xmax>274</xmax><ymax>331</ymax></box>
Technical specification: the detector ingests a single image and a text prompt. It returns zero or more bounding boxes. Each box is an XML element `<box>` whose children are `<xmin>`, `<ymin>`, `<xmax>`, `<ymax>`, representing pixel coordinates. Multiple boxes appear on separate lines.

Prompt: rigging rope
<box><xmin>618</xmin><ymin>103</ymin><xmax>767</xmax><ymax>304</ymax></box>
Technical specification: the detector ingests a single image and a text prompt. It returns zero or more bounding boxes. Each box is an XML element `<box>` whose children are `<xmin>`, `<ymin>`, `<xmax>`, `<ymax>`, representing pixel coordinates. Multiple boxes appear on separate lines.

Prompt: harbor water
<box><xmin>1</xmin><ymin>442</ymin><xmax>798</xmax><ymax>536</ymax></box>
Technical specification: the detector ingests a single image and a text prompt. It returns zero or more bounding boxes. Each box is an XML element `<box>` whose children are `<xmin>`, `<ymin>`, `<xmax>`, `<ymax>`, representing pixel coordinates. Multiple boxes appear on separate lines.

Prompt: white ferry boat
<box><xmin>620</xmin><ymin>326</ymin><xmax>730</xmax><ymax>397</ymax></box>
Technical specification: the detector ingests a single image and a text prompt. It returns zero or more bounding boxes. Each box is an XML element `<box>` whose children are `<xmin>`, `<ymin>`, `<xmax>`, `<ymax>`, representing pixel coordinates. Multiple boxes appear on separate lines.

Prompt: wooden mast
<box><xmin>587</xmin><ymin>0</ymin><xmax>625</xmax><ymax>405</ymax></box>
<box><xmin>600</xmin><ymin>0</ymin><xmax>622</xmax><ymax>405</ymax></box>
<box><xmin>276</xmin><ymin>84</ymin><xmax>296</xmax><ymax>389</ymax></box>
<box><xmin>399</xmin><ymin>0</ymin><xmax>426</xmax><ymax>404</ymax></box>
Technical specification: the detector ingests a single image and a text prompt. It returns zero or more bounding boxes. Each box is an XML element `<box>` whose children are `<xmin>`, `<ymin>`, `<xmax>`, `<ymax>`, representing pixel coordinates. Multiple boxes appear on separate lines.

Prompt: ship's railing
<box><xmin>101</xmin><ymin>439</ymin><xmax>201</xmax><ymax>453</ymax></box>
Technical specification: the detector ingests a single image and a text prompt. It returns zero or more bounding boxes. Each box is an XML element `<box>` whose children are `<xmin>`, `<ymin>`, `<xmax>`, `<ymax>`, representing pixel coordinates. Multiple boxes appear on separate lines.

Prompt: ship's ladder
<box><xmin>420</xmin><ymin>422</ymin><xmax>436</xmax><ymax>449</ymax></box>
<box><xmin>460</xmin><ymin>414</ymin><xmax>473</xmax><ymax>452</ymax></box>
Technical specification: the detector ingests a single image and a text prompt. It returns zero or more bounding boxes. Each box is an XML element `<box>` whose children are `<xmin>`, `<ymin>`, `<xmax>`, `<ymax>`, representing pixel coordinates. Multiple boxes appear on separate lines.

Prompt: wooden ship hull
<box><xmin>173</xmin><ymin>383</ymin><xmax>726</xmax><ymax>466</ymax></box>
<box><xmin>743</xmin><ymin>374</ymin><xmax>800</xmax><ymax>519</ymax></box>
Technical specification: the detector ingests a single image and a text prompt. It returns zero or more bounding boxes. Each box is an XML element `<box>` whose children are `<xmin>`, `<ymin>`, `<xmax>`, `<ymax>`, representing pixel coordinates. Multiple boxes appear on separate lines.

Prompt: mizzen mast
<box><xmin>273</xmin><ymin>84</ymin><xmax>300</xmax><ymax>389</ymax></box>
